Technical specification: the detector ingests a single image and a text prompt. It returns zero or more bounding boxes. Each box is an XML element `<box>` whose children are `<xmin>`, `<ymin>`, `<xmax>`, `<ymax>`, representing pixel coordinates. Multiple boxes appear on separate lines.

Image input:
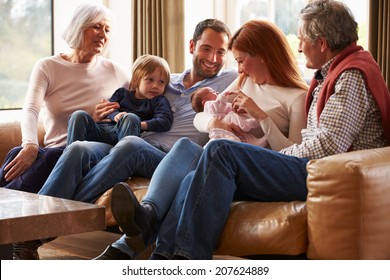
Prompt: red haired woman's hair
<box><xmin>228</xmin><ymin>20</ymin><xmax>308</xmax><ymax>91</ymax></box>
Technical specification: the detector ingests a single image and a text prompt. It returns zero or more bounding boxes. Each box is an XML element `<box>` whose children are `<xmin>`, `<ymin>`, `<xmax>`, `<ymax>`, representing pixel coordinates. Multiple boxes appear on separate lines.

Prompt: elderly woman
<box><xmin>1</xmin><ymin>3</ymin><xmax>130</xmax><ymax>259</ymax></box>
<box><xmin>0</xmin><ymin>3</ymin><xmax>129</xmax><ymax>193</ymax></box>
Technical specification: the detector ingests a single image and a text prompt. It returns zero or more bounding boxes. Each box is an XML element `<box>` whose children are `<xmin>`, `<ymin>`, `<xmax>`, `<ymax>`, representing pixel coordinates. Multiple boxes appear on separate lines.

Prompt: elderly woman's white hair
<box><xmin>62</xmin><ymin>3</ymin><xmax>115</xmax><ymax>49</ymax></box>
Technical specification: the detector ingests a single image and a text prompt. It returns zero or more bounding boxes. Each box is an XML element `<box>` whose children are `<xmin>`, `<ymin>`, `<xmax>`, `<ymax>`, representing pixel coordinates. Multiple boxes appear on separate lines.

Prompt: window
<box><xmin>185</xmin><ymin>0</ymin><xmax>369</xmax><ymax>80</ymax></box>
<box><xmin>0</xmin><ymin>0</ymin><xmax>52</xmax><ymax>110</ymax></box>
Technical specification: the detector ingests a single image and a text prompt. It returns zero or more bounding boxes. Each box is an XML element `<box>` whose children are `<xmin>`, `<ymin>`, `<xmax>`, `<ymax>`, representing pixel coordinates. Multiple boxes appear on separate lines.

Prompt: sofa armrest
<box><xmin>306</xmin><ymin>147</ymin><xmax>390</xmax><ymax>259</ymax></box>
<box><xmin>0</xmin><ymin>110</ymin><xmax>45</xmax><ymax>162</ymax></box>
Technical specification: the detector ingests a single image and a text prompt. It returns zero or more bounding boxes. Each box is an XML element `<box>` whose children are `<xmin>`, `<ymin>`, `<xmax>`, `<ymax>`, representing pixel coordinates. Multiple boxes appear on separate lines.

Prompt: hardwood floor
<box><xmin>39</xmin><ymin>230</ymin><xmax>122</xmax><ymax>260</ymax></box>
<box><xmin>38</xmin><ymin>230</ymin><xmax>244</xmax><ymax>260</ymax></box>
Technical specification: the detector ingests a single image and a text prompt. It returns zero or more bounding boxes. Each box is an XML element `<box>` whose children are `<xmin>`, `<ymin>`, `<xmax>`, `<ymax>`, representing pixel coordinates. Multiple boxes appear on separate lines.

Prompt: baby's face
<box><xmin>191</xmin><ymin>87</ymin><xmax>219</xmax><ymax>112</ymax></box>
<box><xmin>200</xmin><ymin>87</ymin><xmax>218</xmax><ymax>102</ymax></box>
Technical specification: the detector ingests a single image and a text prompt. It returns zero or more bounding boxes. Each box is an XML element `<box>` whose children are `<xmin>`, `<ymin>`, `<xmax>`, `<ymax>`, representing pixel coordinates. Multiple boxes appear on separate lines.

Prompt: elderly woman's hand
<box><xmin>93</xmin><ymin>99</ymin><xmax>120</xmax><ymax>122</ymax></box>
<box><xmin>3</xmin><ymin>144</ymin><xmax>39</xmax><ymax>181</ymax></box>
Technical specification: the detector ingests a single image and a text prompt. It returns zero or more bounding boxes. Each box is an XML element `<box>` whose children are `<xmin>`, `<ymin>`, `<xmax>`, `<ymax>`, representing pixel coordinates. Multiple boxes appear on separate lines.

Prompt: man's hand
<box><xmin>3</xmin><ymin>144</ymin><xmax>38</xmax><ymax>181</ymax></box>
<box><xmin>93</xmin><ymin>99</ymin><xmax>120</xmax><ymax>122</ymax></box>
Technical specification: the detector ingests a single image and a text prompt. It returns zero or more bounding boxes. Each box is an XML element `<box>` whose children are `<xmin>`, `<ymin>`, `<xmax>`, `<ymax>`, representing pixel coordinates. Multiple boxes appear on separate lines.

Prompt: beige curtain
<box><xmin>132</xmin><ymin>0</ymin><xmax>185</xmax><ymax>73</ymax></box>
<box><xmin>368</xmin><ymin>0</ymin><xmax>390</xmax><ymax>89</ymax></box>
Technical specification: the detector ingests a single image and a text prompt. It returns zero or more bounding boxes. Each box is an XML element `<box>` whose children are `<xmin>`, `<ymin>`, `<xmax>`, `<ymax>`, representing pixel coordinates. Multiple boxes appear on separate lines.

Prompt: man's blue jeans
<box><xmin>112</xmin><ymin>137</ymin><xmax>204</xmax><ymax>256</ymax></box>
<box><xmin>38</xmin><ymin>136</ymin><xmax>166</xmax><ymax>203</ymax></box>
<box><xmin>153</xmin><ymin>139</ymin><xmax>309</xmax><ymax>259</ymax></box>
<box><xmin>143</xmin><ymin>137</ymin><xmax>204</xmax><ymax>219</ymax></box>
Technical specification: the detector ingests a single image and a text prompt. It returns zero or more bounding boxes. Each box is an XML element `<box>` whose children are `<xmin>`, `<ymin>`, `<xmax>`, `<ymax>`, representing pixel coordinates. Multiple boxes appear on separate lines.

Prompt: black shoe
<box><xmin>13</xmin><ymin>240</ymin><xmax>42</xmax><ymax>260</ymax></box>
<box><xmin>111</xmin><ymin>182</ymin><xmax>157</xmax><ymax>252</ymax></box>
<box><xmin>93</xmin><ymin>246</ymin><xmax>132</xmax><ymax>260</ymax></box>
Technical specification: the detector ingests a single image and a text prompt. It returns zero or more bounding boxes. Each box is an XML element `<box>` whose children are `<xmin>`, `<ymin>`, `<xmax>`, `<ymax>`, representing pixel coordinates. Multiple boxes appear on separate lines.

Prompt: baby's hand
<box><xmin>224</xmin><ymin>90</ymin><xmax>239</xmax><ymax>102</ymax></box>
<box><xmin>224</xmin><ymin>90</ymin><xmax>240</xmax><ymax>97</ymax></box>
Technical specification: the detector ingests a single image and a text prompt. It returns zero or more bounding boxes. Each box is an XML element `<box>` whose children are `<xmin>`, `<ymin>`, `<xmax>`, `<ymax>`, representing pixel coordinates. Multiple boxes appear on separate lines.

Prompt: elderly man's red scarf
<box><xmin>305</xmin><ymin>42</ymin><xmax>390</xmax><ymax>146</ymax></box>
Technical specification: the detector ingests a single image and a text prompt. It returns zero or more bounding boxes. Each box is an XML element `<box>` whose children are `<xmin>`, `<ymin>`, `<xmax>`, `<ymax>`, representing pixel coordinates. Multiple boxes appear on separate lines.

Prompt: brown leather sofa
<box><xmin>1</xmin><ymin>109</ymin><xmax>390</xmax><ymax>259</ymax></box>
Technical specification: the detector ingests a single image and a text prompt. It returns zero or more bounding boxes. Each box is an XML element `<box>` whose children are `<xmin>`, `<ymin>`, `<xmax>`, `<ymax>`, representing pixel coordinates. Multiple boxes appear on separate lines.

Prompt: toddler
<box><xmin>67</xmin><ymin>54</ymin><xmax>173</xmax><ymax>146</ymax></box>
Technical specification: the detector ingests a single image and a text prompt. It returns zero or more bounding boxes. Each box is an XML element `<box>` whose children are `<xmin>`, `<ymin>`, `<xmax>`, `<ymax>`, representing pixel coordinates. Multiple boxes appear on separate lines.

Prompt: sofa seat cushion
<box><xmin>215</xmin><ymin>201</ymin><xmax>307</xmax><ymax>257</ymax></box>
<box><xmin>96</xmin><ymin>177</ymin><xmax>308</xmax><ymax>257</ymax></box>
<box><xmin>306</xmin><ymin>146</ymin><xmax>390</xmax><ymax>260</ymax></box>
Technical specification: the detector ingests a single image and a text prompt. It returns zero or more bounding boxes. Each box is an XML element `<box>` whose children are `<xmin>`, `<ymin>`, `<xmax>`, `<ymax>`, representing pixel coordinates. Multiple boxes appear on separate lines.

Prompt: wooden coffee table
<box><xmin>0</xmin><ymin>188</ymin><xmax>105</xmax><ymax>260</ymax></box>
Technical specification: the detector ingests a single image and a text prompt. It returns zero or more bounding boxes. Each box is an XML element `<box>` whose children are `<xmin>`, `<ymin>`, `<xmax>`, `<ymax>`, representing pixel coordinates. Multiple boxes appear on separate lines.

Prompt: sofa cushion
<box><xmin>215</xmin><ymin>201</ymin><xmax>307</xmax><ymax>257</ymax></box>
<box><xmin>306</xmin><ymin>146</ymin><xmax>390</xmax><ymax>259</ymax></box>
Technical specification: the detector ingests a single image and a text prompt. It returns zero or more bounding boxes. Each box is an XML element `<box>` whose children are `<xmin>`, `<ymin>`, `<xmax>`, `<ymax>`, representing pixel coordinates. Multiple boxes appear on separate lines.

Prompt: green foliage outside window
<box><xmin>0</xmin><ymin>0</ymin><xmax>52</xmax><ymax>109</ymax></box>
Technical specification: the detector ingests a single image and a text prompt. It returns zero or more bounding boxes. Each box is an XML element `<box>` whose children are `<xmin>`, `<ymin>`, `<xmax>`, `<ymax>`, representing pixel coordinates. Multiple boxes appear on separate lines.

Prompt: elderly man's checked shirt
<box><xmin>281</xmin><ymin>58</ymin><xmax>384</xmax><ymax>160</ymax></box>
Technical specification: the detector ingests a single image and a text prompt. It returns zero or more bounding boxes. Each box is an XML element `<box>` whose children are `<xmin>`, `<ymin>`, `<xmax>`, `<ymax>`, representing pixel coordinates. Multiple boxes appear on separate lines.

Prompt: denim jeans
<box><xmin>153</xmin><ymin>139</ymin><xmax>309</xmax><ymax>259</ymax></box>
<box><xmin>38</xmin><ymin>136</ymin><xmax>166</xmax><ymax>203</ymax></box>
<box><xmin>143</xmin><ymin>137</ymin><xmax>204</xmax><ymax>219</ymax></box>
<box><xmin>67</xmin><ymin>110</ymin><xmax>141</xmax><ymax>146</ymax></box>
<box><xmin>112</xmin><ymin>137</ymin><xmax>204</xmax><ymax>255</ymax></box>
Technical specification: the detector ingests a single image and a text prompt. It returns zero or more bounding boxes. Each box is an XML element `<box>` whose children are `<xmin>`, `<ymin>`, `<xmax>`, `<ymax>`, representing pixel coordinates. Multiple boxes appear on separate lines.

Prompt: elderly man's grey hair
<box><xmin>299</xmin><ymin>0</ymin><xmax>358</xmax><ymax>52</ymax></box>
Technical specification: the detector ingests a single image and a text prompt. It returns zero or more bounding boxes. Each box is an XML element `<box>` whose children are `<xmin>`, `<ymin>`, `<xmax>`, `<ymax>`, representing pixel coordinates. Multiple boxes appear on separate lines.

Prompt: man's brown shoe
<box><xmin>111</xmin><ymin>182</ymin><xmax>158</xmax><ymax>252</ymax></box>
